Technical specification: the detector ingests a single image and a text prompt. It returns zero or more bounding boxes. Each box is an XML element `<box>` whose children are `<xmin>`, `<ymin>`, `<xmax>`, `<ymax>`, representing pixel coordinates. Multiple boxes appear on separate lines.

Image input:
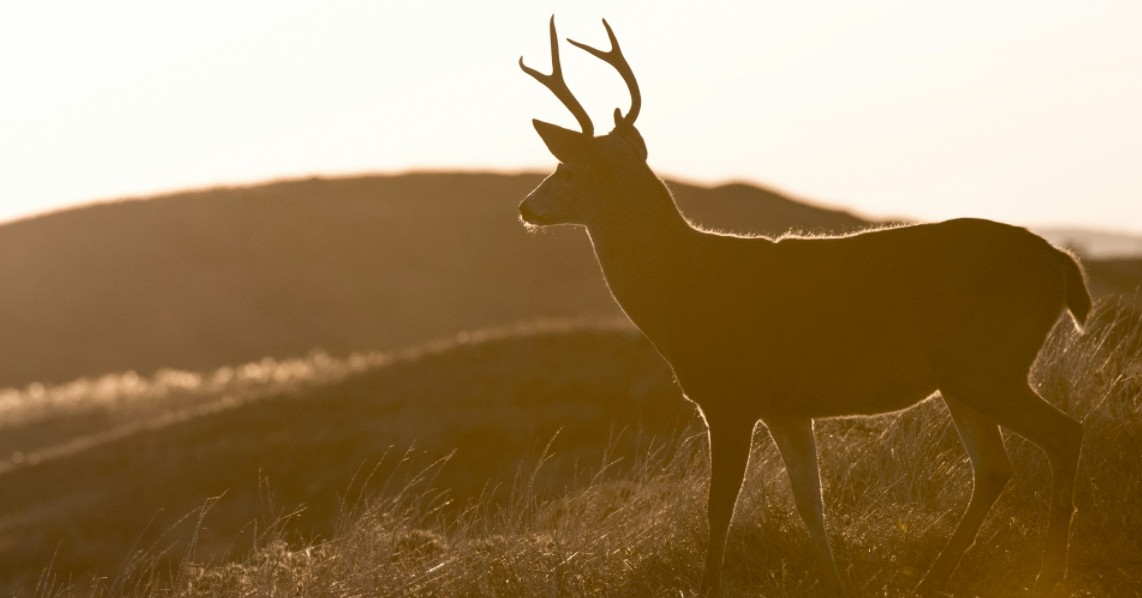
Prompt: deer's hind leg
<box><xmin>938</xmin><ymin>378</ymin><xmax>1082</xmax><ymax>593</ymax></box>
<box><xmin>916</xmin><ymin>397</ymin><xmax>1013</xmax><ymax>593</ymax></box>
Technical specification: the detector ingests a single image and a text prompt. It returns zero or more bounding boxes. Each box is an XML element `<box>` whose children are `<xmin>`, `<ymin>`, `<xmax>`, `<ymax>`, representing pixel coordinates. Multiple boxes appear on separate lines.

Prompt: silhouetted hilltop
<box><xmin>0</xmin><ymin>173</ymin><xmax>865</xmax><ymax>388</ymax></box>
<box><xmin>677</xmin><ymin>181</ymin><xmax>867</xmax><ymax>235</ymax></box>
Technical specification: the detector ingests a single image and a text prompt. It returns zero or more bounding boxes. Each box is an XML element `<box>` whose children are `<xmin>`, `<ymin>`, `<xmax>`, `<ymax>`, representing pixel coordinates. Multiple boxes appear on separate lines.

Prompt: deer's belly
<box><xmin>671</xmin><ymin>338</ymin><xmax>937</xmax><ymax>419</ymax></box>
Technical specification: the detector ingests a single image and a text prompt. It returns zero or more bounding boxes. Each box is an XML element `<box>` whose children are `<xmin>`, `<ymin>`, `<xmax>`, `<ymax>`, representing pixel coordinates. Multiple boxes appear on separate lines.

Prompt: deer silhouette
<box><xmin>519</xmin><ymin>17</ymin><xmax>1089</xmax><ymax>596</ymax></box>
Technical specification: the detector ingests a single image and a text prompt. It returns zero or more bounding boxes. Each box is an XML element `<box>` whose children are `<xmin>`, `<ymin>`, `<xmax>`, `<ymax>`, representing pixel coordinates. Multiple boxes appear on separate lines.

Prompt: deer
<box><xmin>518</xmin><ymin>17</ymin><xmax>1090</xmax><ymax>597</ymax></box>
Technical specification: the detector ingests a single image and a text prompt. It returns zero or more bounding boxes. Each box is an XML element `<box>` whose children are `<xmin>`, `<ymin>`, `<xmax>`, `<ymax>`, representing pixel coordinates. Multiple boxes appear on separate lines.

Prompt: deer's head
<box><xmin>519</xmin><ymin>18</ymin><xmax>649</xmax><ymax>229</ymax></box>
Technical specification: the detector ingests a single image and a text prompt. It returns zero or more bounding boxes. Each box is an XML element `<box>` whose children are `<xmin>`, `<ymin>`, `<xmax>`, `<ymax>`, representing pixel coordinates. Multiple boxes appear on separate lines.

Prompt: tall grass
<box><xmin>50</xmin><ymin>301</ymin><xmax>1142</xmax><ymax>597</ymax></box>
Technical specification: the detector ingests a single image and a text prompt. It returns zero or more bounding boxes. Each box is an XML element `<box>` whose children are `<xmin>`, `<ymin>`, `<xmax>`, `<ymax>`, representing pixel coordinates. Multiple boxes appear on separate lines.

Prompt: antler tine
<box><xmin>519</xmin><ymin>16</ymin><xmax>595</xmax><ymax>137</ymax></box>
<box><xmin>568</xmin><ymin>19</ymin><xmax>641</xmax><ymax>128</ymax></box>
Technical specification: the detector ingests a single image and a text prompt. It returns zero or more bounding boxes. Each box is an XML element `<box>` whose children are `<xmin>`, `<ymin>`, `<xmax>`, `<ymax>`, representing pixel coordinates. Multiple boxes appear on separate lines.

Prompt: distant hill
<box><xmin>1037</xmin><ymin>227</ymin><xmax>1142</xmax><ymax>259</ymax></box>
<box><xmin>1084</xmin><ymin>257</ymin><xmax>1142</xmax><ymax>300</ymax></box>
<box><xmin>0</xmin><ymin>173</ymin><xmax>865</xmax><ymax>388</ymax></box>
<box><xmin>2</xmin><ymin>172</ymin><xmax>1136</xmax><ymax>389</ymax></box>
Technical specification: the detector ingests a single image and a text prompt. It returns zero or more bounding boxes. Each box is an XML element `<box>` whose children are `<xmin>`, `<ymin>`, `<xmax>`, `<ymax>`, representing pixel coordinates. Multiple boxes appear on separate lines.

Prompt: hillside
<box><xmin>0</xmin><ymin>173</ymin><xmax>866</xmax><ymax>389</ymax></box>
<box><xmin>0</xmin><ymin>165</ymin><xmax>1137</xmax><ymax>593</ymax></box>
<box><xmin>1</xmin><ymin>302</ymin><xmax>1137</xmax><ymax>596</ymax></box>
<box><xmin>0</xmin><ymin>321</ymin><xmax>696</xmax><ymax>593</ymax></box>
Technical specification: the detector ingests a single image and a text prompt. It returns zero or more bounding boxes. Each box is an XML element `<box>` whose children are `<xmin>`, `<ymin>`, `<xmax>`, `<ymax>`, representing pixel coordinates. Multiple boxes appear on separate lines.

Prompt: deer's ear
<box><xmin>533</xmin><ymin>119</ymin><xmax>591</xmax><ymax>164</ymax></box>
<box><xmin>623</xmin><ymin>125</ymin><xmax>648</xmax><ymax>162</ymax></box>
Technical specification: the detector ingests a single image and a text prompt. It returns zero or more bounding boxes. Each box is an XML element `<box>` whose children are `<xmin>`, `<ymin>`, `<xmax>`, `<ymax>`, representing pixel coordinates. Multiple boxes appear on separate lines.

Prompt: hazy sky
<box><xmin>3</xmin><ymin>1</ymin><xmax>1140</xmax><ymax>233</ymax></box>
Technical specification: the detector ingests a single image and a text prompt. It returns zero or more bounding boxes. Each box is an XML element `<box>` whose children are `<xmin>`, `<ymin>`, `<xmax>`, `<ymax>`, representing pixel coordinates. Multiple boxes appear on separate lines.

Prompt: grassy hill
<box><xmin>2</xmin><ymin>302</ymin><xmax>1138</xmax><ymax>596</ymax></box>
<box><xmin>0</xmin><ymin>172</ymin><xmax>865</xmax><ymax>389</ymax></box>
<box><xmin>1</xmin><ymin>172</ymin><xmax>1140</xmax><ymax>595</ymax></box>
<box><xmin>0</xmin><ymin>320</ymin><xmax>697</xmax><ymax>594</ymax></box>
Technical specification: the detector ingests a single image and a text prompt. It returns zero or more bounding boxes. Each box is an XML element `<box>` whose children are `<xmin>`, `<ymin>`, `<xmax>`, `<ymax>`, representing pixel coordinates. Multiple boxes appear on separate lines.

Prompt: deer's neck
<box><xmin>585</xmin><ymin>177</ymin><xmax>697</xmax><ymax>344</ymax></box>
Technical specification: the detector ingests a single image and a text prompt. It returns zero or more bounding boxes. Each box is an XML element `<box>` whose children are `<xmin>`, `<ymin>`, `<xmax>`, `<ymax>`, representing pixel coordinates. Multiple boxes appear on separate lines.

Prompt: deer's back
<box><xmin>662</xmin><ymin>218</ymin><xmax>1072</xmax><ymax>417</ymax></box>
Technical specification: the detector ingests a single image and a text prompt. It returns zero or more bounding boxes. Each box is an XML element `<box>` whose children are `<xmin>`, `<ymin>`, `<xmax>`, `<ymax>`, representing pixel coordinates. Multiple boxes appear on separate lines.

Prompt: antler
<box><xmin>520</xmin><ymin>16</ymin><xmax>595</xmax><ymax>137</ymax></box>
<box><xmin>568</xmin><ymin>19</ymin><xmax>641</xmax><ymax>129</ymax></box>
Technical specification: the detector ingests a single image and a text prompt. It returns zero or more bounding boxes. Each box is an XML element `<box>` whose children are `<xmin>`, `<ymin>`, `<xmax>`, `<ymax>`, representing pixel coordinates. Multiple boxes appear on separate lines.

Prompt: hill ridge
<box><xmin>2</xmin><ymin>171</ymin><xmax>1136</xmax><ymax>390</ymax></box>
<box><xmin>0</xmin><ymin>316</ymin><xmax>636</xmax><ymax>466</ymax></box>
<box><xmin>0</xmin><ymin>172</ymin><xmax>864</xmax><ymax>388</ymax></box>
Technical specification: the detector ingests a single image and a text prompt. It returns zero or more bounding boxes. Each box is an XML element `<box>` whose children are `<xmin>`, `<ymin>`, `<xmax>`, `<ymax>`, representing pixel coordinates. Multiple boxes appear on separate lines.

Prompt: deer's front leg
<box><xmin>700</xmin><ymin>414</ymin><xmax>755</xmax><ymax>597</ymax></box>
<box><xmin>766</xmin><ymin>416</ymin><xmax>845</xmax><ymax>593</ymax></box>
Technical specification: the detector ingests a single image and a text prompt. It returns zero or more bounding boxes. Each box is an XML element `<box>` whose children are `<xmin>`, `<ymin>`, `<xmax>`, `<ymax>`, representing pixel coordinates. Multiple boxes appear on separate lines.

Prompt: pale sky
<box><xmin>2</xmin><ymin>1</ymin><xmax>1140</xmax><ymax>234</ymax></box>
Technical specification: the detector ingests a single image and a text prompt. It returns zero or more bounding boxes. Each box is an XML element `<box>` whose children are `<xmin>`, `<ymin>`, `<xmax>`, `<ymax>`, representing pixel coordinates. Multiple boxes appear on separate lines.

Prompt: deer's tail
<box><xmin>1060</xmin><ymin>249</ymin><xmax>1092</xmax><ymax>331</ymax></box>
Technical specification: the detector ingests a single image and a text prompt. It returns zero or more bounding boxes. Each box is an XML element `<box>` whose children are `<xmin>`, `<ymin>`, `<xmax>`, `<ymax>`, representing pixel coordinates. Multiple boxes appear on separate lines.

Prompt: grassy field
<box><xmin>6</xmin><ymin>300</ymin><xmax>1137</xmax><ymax>597</ymax></box>
<box><xmin>0</xmin><ymin>319</ymin><xmax>693</xmax><ymax>594</ymax></box>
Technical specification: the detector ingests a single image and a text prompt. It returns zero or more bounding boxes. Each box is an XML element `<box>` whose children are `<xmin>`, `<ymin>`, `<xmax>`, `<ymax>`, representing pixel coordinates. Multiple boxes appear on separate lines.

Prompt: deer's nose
<box><xmin>519</xmin><ymin>202</ymin><xmax>542</xmax><ymax>225</ymax></box>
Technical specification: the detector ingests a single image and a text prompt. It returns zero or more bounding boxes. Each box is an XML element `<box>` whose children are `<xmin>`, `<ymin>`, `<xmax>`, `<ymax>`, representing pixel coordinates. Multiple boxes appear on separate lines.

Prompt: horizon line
<box><xmin>3</xmin><ymin>168</ymin><xmax>1141</xmax><ymax>243</ymax></box>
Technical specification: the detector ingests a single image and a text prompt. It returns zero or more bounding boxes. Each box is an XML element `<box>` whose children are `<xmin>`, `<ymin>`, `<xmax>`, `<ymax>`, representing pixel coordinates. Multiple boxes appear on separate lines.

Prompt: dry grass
<box><xmin>44</xmin><ymin>299</ymin><xmax>1138</xmax><ymax>598</ymax></box>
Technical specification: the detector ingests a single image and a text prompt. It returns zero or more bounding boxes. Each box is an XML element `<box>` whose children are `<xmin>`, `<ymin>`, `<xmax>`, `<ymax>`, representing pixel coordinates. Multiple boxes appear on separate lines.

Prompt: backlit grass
<box><xmin>47</xmin><ymin>299</ymin><xmax>1139</xmax><ymax>597</ymax></box>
